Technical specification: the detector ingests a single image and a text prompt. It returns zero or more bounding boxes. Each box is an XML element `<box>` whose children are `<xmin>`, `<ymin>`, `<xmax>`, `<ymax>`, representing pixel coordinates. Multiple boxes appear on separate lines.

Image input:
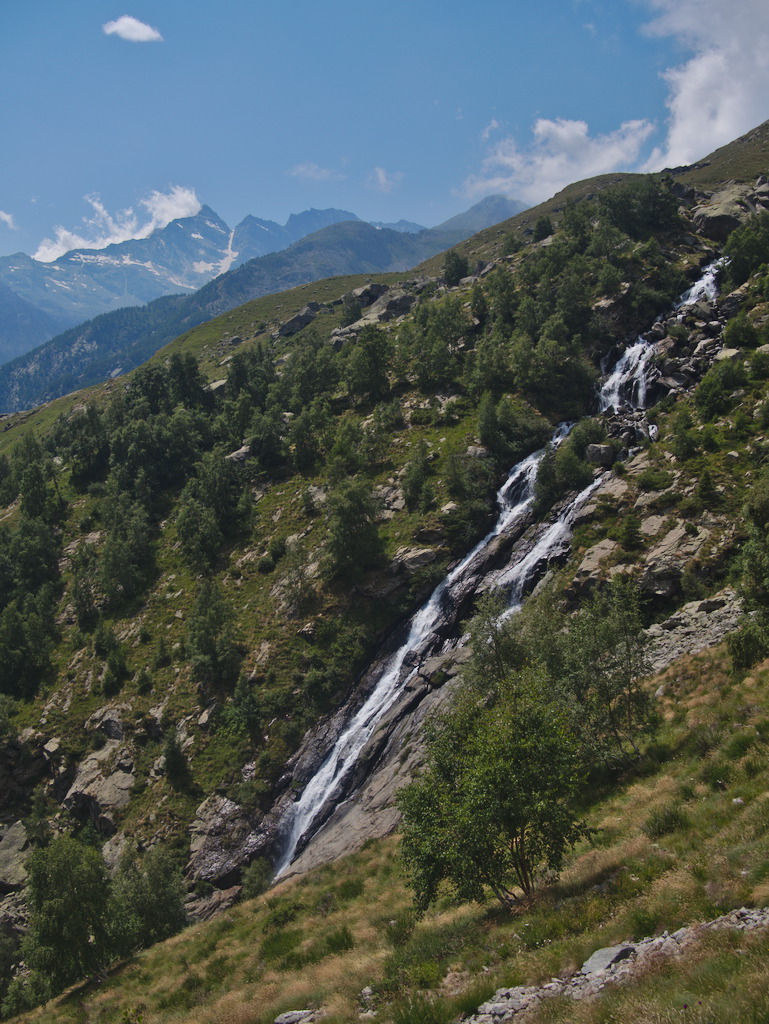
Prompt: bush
<box><xmin>241</xmin><ymin>857</ymin><xmax>273</xmax><ymax>899</ymax></box>
<box><xmin>636</xmin><ymin>467</ymin><xmax>673</xmax><ymax>491</ymax></box>
<box><xmin>695</xmin><ymin>358</ymin><xmax>747</xmax><ymax>420</ymax></box>
<box><xmin>443</xmin><ymin>251</ymin><xmax>469</xmax><ymax>287</ymax></box>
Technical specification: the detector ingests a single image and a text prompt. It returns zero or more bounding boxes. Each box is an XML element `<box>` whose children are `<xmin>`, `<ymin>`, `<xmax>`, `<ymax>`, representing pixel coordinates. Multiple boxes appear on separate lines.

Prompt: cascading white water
<box><xmin>599</xmin><ymin>259</ymin><xmax>724</xmax><ymax>415</ymax></box>
<box><xmin>274</xmin><ymin>260</ymin><xmax>723</xmax><ymax>875</ymax></box>
<box><xmin>675</xmin><ymin>257</ymin><xmax>725</xmax><ymax>309</ymax></box>
<box><xmin>495</xmin><ymin>476</ymin><xmax>603</xmax><ymax>614</ymax></box>
<box><xmin>598</xmin><ymin>337</ymin><xmax>654</xmax><ymax>414</ymax></box>
<box><xmin>274</xmin><ymin>432</ymin><xmax>567</xmax><ymax>875</ymax></box>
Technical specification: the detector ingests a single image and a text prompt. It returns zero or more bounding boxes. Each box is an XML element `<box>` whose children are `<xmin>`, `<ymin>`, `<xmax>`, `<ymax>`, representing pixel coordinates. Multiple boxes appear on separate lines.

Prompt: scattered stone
<box><xmin>273</xmin><ymin>1011</ymin><xmax>318</xmax><ymax>1024</ymax></box>
<box><xmin>462</xmin><ymin>907</ymin><xmax>769</xmax><ymax>1022</ymax></box>
<box><xmin>580</xmin><ymin>944</ymin><xmax>634</xmax><ymax>974</ymax></box>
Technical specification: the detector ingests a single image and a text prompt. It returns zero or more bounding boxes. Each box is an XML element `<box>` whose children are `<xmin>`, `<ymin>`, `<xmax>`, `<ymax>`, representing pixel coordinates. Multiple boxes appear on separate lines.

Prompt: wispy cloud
<box><xmin>103</xmin><ymin>15</ymin><xmax>163</xmax><ymax>43</ymax></box>
<box><xmin>641</xmin><ymin>0</ymin><xmax>769</xmax><ymax>169</ymax></box>
<box><xmin>0</xmin><ymin>211</ymin><xmax>16</xmax><ymax>231</ymax></box>
<box><xmin>288</xmin><ymin>163</ymin><xmax>344</xmax><ymax>181</ymax></box>
<box><xmin>366</xmin><ymin>167</ymin><xmax>404</xmax><ymax>193</ymax></box>
<box><xmin>33</xmin><ymin>186</ymin><xmax>201</xmax><ymax>262</ymax></box>
<box><xmin>481</xmin><ymin>119</ymin><xmax>500</xmax><ymax>141</ymax></box>
<box><xmin>464</xmin><ymin>117</ymin><xmax>654</xmax><ymax>205</ymax></box>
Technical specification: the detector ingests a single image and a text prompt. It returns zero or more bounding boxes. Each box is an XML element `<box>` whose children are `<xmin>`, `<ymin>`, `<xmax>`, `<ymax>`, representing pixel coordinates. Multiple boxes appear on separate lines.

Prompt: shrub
<box><xmin>242</xmin><ymin>857</ymin><xmax>273</xmax><ymax>900</ymax></box>
<box><xmin>695</xmin><ymin>359</ymin><xmax>747</xmax><ymax>420</ymax></box>
<box><xmin>636</xmin><ymin>467</ymin><xmax>673</xmax><ymax>491</ymax></box>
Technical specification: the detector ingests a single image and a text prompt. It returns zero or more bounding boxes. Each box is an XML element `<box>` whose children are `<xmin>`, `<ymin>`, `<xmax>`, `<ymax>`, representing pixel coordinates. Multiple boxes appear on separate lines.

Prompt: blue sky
<box><xmin>2</xmin><ymin>0</ymin><xmax>768</xmax><ymax>261</ymax></box>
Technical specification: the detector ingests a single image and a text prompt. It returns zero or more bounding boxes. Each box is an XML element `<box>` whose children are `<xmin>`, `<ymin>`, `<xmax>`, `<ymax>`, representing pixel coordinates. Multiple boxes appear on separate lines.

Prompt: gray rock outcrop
<box><xmin>277</xmin><ymin>303</ymin><xmax>321</xmax><ymax>337</ymax></box>
<box><xmin>63</xmin><ymin>740</ymin><xmax>136</xmax><ymax>833</ymax></box>
<box><xmin>186</xmin><ymin>795</ymin><xmax>265</xmax><ymax>888</ymax></box>
<box><xmin>0</xmin><ymin>822</ymin><xmax>29</xmax><ymax>894</ymax></box>
<box><xmin>646</xmin><ymin>588</ymin><xmax>743</xmax><ymax>673</ymax></box>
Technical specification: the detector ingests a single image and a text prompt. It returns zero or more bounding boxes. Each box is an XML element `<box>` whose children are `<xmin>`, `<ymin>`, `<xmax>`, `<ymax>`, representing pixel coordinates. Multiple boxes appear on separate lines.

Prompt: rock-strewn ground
<box><xmin>464</xmin><ymin>906</ymin><xmax>769</xmax><ymax>1022</ymax></box>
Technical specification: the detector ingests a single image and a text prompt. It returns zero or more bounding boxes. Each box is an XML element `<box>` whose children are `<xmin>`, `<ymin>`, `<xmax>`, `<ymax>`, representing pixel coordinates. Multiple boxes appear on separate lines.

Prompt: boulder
<box><xmin>639</xmin><ymin>523</ymin><xmax>710</xmax><ymax>599</ymax></box>
<box><xmin>0</xmin><ymin>822</ymin><xmax>29</xmax><ymax>894</ymax></box>
<box><xmin>646</xmin><ymin>587</ymin><xmax>743</xmax><ymax>673</ymax></box>
<box><xmin>692</xmin><ymin>184</ymin><xmax>755</xmax><ymax>241</ymax></box>
<box><xmin>86</xmin><ymin>705</ymin><xmax>124</xmax><ymax>740</ymax></box>
<box><xmin>226</xmin><ymin>443</ymin><xmax>252</xmax><ymax>463</ymax></box>
<box><xmin>351</xmin><ymin>283</ymin><xmax>389</xmax><ymax>306</ymax></box>
<box><xmin>585</xmin><ymin>443</ymin><xmax>616</xmax><ymax>467</ymax></box>
<box><xmin>365</xmin><ymin>290</ymin><xmax>416</xmax><ymax>322</ymax></box>
<box><xmin>278</xmin><ymin>305</ymin><xmax>318</xmax><ymax>337</ymax></box>
<box><xmin>580</xmin><ymin>944</ymin><xmax>635</xmax><ymax>974</ymax></box>
<box><xmin>274</xmin><ymin>1012</ymin><xmax>318</xmax><ymax>1024</ymax></box>
<box><xmin>390</xmin><ymin>547</ymin><xmax>438</xmax><ymax>575</ymax></box>
<box><xmin>185</xmin><ymin>884</ymin><xmax>242</xmax><ymax>923</ymax></box>
<box><xmin>570</xmin><ymin>539</ymin><xmax>618</xmax><ymax>596</ymax></box>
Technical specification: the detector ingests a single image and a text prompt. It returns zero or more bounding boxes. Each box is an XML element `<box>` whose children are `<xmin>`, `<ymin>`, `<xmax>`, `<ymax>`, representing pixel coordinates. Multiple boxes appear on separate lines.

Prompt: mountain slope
<box><xmin>432</xmin><ymin>193</ymin><xmax>526</xmax><ymax>234</ymax></box>
<box><xmin>0</xmin><ymin>221</ymin><xmax>466</xmax><ymax>412</ymax></box>
<box><xmin>4</xmin><ymin>122</ymin><xmax>769</xmax><ymax>1020</ymax></box>
<box><xmin>0</xmin><ymin>283</ymin><xmax>69</xmax><ymax>365</ymax></box>
<box><xmin>0</xmin><ymin>206</ymin><xmax>363</xmax><ymax>365</ymax></box>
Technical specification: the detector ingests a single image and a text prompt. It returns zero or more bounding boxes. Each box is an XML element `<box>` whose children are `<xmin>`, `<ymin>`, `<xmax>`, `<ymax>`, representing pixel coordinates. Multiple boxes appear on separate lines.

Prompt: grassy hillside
<box><xmin>11</xmin><ymin>568</ymin><xmax>769</xmax><ymax>1024</ymax></box>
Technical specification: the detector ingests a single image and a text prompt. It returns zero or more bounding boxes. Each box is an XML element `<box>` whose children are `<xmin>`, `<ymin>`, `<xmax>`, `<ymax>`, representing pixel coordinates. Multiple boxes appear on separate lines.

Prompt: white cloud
<box><xmin>367</xmin><ymin>167</ymin><xmax>404</xmax><ymax>193</ymax></box>
<box><xmin>464</xmin><ymin>1</ymin><xmax>769</xmax><ymax>207</ymax></box>
<box><xmin>0</xmin><ymin>211</ymin><xmax>16</xmax><ymax>230</ymax></box>
<box><xmin>464</xmin><ymin>117</ymin><xmax>654</xmax><ymax>205</ymax></box>
<box><xmin>641</xmin><ymin>0</ymin><xmax>769</xmax><ymax>169</ymax></box>
<box><xmin>481</xmin><ymin>119</ymin><xmax>500</xmax><ymax>141</ymax></box>
<box><xmin>288</xmin><ymin>163</ymin><xmax>343</xmax><ymax>181</ymax></box>
<box><xmin>103</xmin><ymin>15</ymin><xmax>163</xmax><ymax>43</ymax></box>
<box><xmin>33</xmin><ymin>186</ymin><xmax>201</xmax><ymax>262</ymax></box>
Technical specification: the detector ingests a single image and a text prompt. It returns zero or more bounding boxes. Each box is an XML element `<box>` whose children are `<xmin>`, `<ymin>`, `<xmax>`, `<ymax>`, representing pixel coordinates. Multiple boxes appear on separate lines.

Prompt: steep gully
<box><xmin>267</xmin><ymin>262</ymin><xmax>723</xmax><ymax>878</ymax></box>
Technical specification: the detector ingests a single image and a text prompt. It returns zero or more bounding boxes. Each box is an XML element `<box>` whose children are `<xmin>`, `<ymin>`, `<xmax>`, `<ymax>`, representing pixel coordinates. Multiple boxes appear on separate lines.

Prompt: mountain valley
<box><xmin>1</xmin><ymin>123</ymin><xmax>769</xmax><ymax>1024</ymax></box>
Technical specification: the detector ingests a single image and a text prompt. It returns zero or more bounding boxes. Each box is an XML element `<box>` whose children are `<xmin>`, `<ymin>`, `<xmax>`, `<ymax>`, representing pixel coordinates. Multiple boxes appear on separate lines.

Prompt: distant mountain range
<box><xmin>0</xmin><ymin>197</ymin><xmax>527</xmax><ymax>411</ymax></box>
<box><xmin>0</xmin><ymin>198</ymin><xmax>526</xmax><ymax>369</ymax></box>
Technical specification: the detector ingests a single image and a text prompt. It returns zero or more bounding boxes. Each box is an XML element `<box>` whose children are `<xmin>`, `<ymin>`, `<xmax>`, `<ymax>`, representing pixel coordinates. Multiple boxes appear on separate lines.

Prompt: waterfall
<box><xmin>597</xmin><ymin>337</ymin><xmax>654</xmax><ymax>414</ymax></box>
<box><xmin>675</xmin><ymin>257</ymin><xmax>725</xmax><ymax>309</ymax></box>
<box><xmin>274</xmin><ymin>431</ymin><xmax>566</xmax><ymax>875</ymax></box>
<box><xmin>273</xmin><ymin>260</ymin><xmax>722</xmax><ymax>875</ymax></box>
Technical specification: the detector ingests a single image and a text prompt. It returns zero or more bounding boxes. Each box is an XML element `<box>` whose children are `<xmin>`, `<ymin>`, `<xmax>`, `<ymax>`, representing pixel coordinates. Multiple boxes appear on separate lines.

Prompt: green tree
<box><xmin>19</xmin><ymin>836</ymin><xmax>114</xmax><ymax>995</ymax></box>
<box><xmin>187</xmin><ymin>579</ymin><xmax>242</xmax><ymax>690</ymax></box>
<box><xmin>398</xmin><ymin>673</ymin><xmax>586</xmax><ymax>911</ymax></box>
<box><xmin>724</xmin><ymin>209</ymin><xmax>769</xmax><ymax>286</ymax></box>
<box><xmin>112</xmin><ymin>844</ymin><xmax>187</xmax><ymax>952</ymax></box>
<box><xmin>598</xmin><ymin>175</ymin><xmax>680</xmax><ymax>240</ymax></box>
<box><xmin>176</xmin><ymin>494</ymin><xmax>223</xmax><ymax>571</ymax></box>
<box><xmin>443</xmin><ymin>250</ymin><xmax>469</xmax><ymax>286</ymax></box>
<box><xmin>532</xmin><ymin>215</ymin><xmax>554</xmax><ymax>242</ymax></box>
<box><xmin>324</xmin><ymin>479</ymin><xmax>383</xmax><ymax>580</ymax></box>
<box><xmin>70</xmin><ymin>541</ymin><xmax>100</xmax><ymax>627</ymax></box>
<box><xmin>560</xmin><ymin>577</ymin><xmax>655</xmax><ymax>766</ymax></box>
<box><xmin>402</xmin><ymin>440</ymin><xmax>430</xmax><ymax>512</ymax></box>
<box><xmin>345</xmin><ymin>325</ymin><xmax>391</xmax><ymax>403</ymax></box>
